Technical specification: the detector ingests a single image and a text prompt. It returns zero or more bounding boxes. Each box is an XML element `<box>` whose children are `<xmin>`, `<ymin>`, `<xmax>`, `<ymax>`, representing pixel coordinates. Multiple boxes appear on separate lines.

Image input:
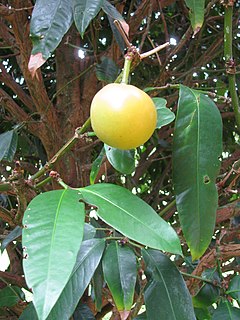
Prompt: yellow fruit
<box><xmin>90</xmin><ymin>83</ymin><xmax>157</xmax><ymax>150</ymax></box>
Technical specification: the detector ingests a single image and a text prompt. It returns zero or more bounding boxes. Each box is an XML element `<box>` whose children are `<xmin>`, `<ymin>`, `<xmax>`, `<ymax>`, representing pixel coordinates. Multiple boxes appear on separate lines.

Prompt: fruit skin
<box><xmin>90</xmin><ymin>83</ymin><xmax>157</xmax><ymax>150</ymax></box>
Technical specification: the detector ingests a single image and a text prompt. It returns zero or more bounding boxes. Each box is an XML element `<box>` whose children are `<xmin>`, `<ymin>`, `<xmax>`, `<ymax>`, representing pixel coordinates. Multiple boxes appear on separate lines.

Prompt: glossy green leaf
<box><xmin>142</xmin><ymin>249</ymin><xmax>196</xmax><ymax>320</ymax></box>
<box><xmin>1</xmin><ymin>226</ymin><xmax>22</xmax><ymax>251</ymax></box>
<box><xmin>47</xmin><ymin>239</ymin><xmax>105</xmax><ymax>320</ymax></box>
<box><xmin>73</xmin><ymin>302</ymin><xmax>95</xmax><ymax>319</ymax></box>
<box><xmin>185</xmin><ymin>0</ymin><xmax>205</xmax><ymax>34</ymax></box>
<box><xmin>74</xmin><ymin>0</ymin><xmax>103</xmax><ymax>37</ymax></box>
<box><xmin>212</xmin><ymin>301</ymin><xmax>240</xmax><ymax>320</ymax></box>
<box><xmin>227</xmin><ymin>275</ymin><xmax>240</xmax><ymax>302</ymax></box>
<box><xmin>0</xmin><ymin>286</ymin><xmax>21</xmax><ymax>307</ymax></box>
<box><xmin>96</xmin><ymin>57</ymin><xmax>119</xmax><ymax>83</ymax></box>
<box><xmin>79</xmin><ymin>183</ymin><xmax>182</xmax><ymax>254</ymax></box>
<box><xmin>30</xmin><ymin>0</ymin><xmax>73</xmax><ymax>59</ymax></box>
<box><xmin>19</xmin><ymin>302</ymin><xmax>38</xmax><ymax>320</ymax></box>
<box><xmin>0</xmin><ymin>130</ymin><xmax>18</xmax><ymax>162</ymax></box>
<box><xmin>105</xmin><ymin>144</ymin><xmax>135</xmax><ymax>174</ymax></box>
<box><xmin>173</xmin><ymin>85</ymin><xmax>222</xmax><ymax>260</ymax></box>
<box><xmin>90</xmin><ymin>147</ymin><xmax>106</xmax><ymax>185</ymax></box>
<box><xmin>152</xmin><ymin>98</ymin><xmax>175</xmax><ymax>129</ymax></box>
<box><xmin>22</xmin><ymin>189</ymin><xmax>85</xmax><ymax>320</ymax></box>
<box><xmin>103</xmin><ymin>242</ymin><xmax>137</xmax><ymax>313</ymax></box>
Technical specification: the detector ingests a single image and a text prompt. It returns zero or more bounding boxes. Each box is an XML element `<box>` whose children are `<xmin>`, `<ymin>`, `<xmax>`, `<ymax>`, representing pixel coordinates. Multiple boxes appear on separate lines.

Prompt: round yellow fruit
<box><xmin>90</xmin><ymin>83</ymin><xmax>157</xmax><ymax>150</ymax></box>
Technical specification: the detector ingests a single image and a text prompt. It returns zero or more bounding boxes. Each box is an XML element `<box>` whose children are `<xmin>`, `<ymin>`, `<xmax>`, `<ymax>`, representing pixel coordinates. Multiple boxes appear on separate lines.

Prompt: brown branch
<box><xmin>0</xmin><ymin>271</ymin><xmax>26</xmax><ymax>288</ymax></box>
<box><xmin>216</xmin><ymin>200</ymin><xmax>240</xmax><ymax>224</ymax></box>
<box><xmin>0</xmin><ymin>61</ymin><xmax>35</xmax><ymax>112</ymax></box>
<box><xmin>0</xmin><ymin>206</ymin><xmax>15</xmax><ymax>226</ymax></box>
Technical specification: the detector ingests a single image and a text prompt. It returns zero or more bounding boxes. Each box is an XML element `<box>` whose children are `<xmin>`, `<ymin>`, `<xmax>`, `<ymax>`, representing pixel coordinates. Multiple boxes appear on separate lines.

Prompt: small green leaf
<box><xmin>142</xmin><ymin>249</ymin><xmax>196</xmax><ymax>320</ymax></box>
<box><xmin>194</xmin><ymin>307</ymin><xmax>211</xmax><ymax>320</ymax></box>
<box><xmin>0</xmin><ymin>130</ymin><xmax>18</xmax><ymax>162</ymax></box>
<box><xmin>96</xmin><ymin>57</ymin><xmax>119</xmax><ymax>83</ymax></box>
<box><xmin>0</xmin><ymin>286</ymin><xmax>21</xmax><ymax>307</ymax></box>
<box><xmin>105</xmin><ymin>144</ymin><xmax>135</xmax><ymax>174</ymax></box>
<box><xmin>79</xmin><ymin>183</ymin><xmax>182</xmax><ymax>255</ymax></box>
<box><xmin>47</xmin><ymin>239</ymin><xmax>105</xmax><ymax>320</ymax></box>
<box><xmin>103</xmin><ymin>242</ymin><xmax>137</xmax><ymax>312</ymax></box>
<box><xmin>173</xmin><ymin>85</ymin><xmax>222</xmax><ymax>260</ymax></box>
<box><xmin>22</xmin><ymin>189</ymin><xmax>85</xmax><ymax>320</ymax></box>
<box><xmin>90</xmin><ymin>147</ymin><xmax>106</xmax><ymax>185</ymax></box>
<box><xmin>1</xmin><ymin>226</ymin><xmax>22</xmax><ymax>252</ymax></box>
<box><xmin>30</xmin><ymin>0</ymin><xmax>73</xmax><ymax>59</ymax></box>
<box><xmin>212</xmin><ymin>301</ymin><xmax>240</xmax><ymax>320</ymax></box>
<box><xmin>92</xmin><ymin>263</ymin><xmax>104</xmax><ymax>311</ymax></box>
<box><xmin>152</xmin><ymin>98</ymin><xmax>175</xmax><ymax>128</ymax></box>
<box><xmin>185</xmin><ymin>0</ymin><xmax>205</xmax><ymax>34</ymax></box>
<box><xmin>227</xmin><ymin>275</ymin><xmax>240</xmax><ymax>302</ymax></box>
<box><xmin>74</xmin><ymin>0</ymin><xmax>103</xmax><ymax>37</ymax></box>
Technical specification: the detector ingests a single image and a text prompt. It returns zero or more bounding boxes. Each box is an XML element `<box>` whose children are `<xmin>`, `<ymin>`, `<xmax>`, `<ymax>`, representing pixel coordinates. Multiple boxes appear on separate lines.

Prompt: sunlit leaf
<box><xmin>185</xmin><ymin>0</ymin><xmax>205</xmax><ymax>34</ymax></box>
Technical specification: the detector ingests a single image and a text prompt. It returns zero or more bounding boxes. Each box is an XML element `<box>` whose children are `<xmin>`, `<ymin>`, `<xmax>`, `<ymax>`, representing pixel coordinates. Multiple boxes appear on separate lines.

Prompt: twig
<box><xmin>140</xmin><ymin>42</ymin><xmax>170</xmax><ymax>59</ymax></box>
<box><xmin>181</xmin><ymin>271</ymin><xmax>222</xmax><ymax>288</ymax></box>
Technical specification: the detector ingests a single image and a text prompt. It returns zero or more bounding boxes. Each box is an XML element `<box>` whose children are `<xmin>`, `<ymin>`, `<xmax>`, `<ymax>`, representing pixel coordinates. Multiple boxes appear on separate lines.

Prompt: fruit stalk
<box><xmin>121</xmin><ymin>54</ymin><xmax>133</xmax><ymax>85</ymax></box>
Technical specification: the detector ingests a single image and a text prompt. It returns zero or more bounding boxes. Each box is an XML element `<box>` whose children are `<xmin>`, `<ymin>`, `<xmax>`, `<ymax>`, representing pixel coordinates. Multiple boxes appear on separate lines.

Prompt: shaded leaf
<box><xmin>83</xmin><ymin>223</ymin><xmax>96</xmax><ymax>241</ymax></box>
<box><xmin>92</xmin><ymin>263</ymin><xmax>104</xmax><ymax>312</ymax></box>
<box><xmin>102</xmin><ymin>0</ymin><xmax>129</xmax><ymax>35</ymax></box>
<box><xmin>73</xmin><ymin>302</ymin><xmax>95</xmax><ymax>319</ymax></box>
<box><xmin>102</xmin><ymin>242</ymin><xmax>137</xmax><ymax>313</ymax></box>
<box><xmin>74</xmin><ymin>0</ymin><xmax>103</xmax><ymax>37</ymax></box>
<box><xmin>0</xmin><ymin>129</ymin><xmax>18</xmax><ymax>162</ymax></box>
<box><xmin>1</xmin><ymin>226</ymin><xmax>22</xmax><ymax>252</ymax></box>
<box><xmin>212</xmin><ymin>301</ymin><xmax>240</xmax><ymax>320</ymax></box>
<box><xmin>22</xmin><ymin>189</ymin><xmax>85</xmax><ymax>320</ymax></box>
<box><xmin>30</xmin><ymin>0</ymin><xmax>73</xmax><ymax>65</ymax></box>
<box><xmin>47</xmin><ymin>239</ymin><xmax>105</xmax><ymax>320</ymax></box>
<box><xmin>194</xmin><ymin>307</ymin><xmax>211</xmax><ymax>320</ymax></box>
<box><xmin>227</xmin><ymin>275</ymin><xmax>240</xmax><ymax>302</ymax></box>
<box><xmin>185</xmin><ymin>0</ymin><xmax>205</xmax><ymax>34</ymax></box>
<box><xmin>133</xmin><ymin>312</ymin><xmax>147</xmax><ymax>320</ymax></box>
<box><xmin>96</xmin><ymin>57</ymin><xmax>119</xmax><ymax>83</ymax></box>
<box><xmin>0</xmin><ymin>286</ymin><xmax>21</xmax><ymax>307</ymax></box>
<box><xmin>152</xmin><ymin>98</ymin><xmax>175</xmax><ymax>129</ymax></box>
<box><xmin>142</xmin><ymin>249</ymin><xmax>196</xmax><ymax>320</ymax></box>
<box><xmin>105</xmin><ymin>144</ymin><xmax>135</xmax><ymax>174</ymax></box>
<box><xmin>173</xmin><ymin>85</ymin><xmax>222</xmax><ymax>260</ymax></box>
<box><xmin>90</xmin><ymin>147</ymin><xmax>106</xmax><ymax>185</ymax></box>
<box><xmin>19</xmin><ymin>302</ymin><xmax>38</xmax><ymax>320</ymax></box>
<box><xmin>79</xmin><ymin>183</ymin><xmax>182</xmax><ymax>254</ymax></box>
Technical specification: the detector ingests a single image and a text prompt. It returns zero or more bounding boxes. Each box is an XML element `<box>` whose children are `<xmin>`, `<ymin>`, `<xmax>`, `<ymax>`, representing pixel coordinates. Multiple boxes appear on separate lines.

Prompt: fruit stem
<box><xmin>121</xmin><ymin>55</ymin><xmax>133</xmax><ymax>84</ymax></box>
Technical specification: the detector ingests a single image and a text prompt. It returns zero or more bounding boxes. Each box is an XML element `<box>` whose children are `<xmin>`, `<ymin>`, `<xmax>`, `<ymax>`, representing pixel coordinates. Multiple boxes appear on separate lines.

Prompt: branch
<box><xmin>0</xmin><ymin>271</ymin><xmax>27</xmax><ymax>289</ymax></box>
<box><xmin>0</xmin><ymin>206</ymin><xmax>15</xmax><ymax>226</ymax></box>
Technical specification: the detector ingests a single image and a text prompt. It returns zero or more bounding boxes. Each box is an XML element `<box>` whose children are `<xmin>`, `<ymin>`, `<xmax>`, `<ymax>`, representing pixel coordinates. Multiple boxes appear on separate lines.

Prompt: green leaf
<box><xmin>1</xmin><ymin>226</ymin><xmax>22</xmax><ymax>252</ymax></box>
<box><xmin>0</xmin><ymin>286</ymin><xmax>21</xmax><ymax>307</ymax></box>
<box><xmin>194</xmin><ymin>307</ymin><xmax>211</xmax><ymax>320</ymax></box>
<box><xmin>30</xmin><ymin>0</ymin><xmax>73</xmax><ymax>59</ymax></box>
<box><xmin>185</xmin><ymin>0</ymin><xmax>205</xmax><ymax>34</ymax></box>
<box><xmin>152</xmin><ymin>98</ymin><xmax>175</xmax><ymax>129</ymax></box>
<box><xmin>0</xmin><ymin>130</ymin><xmax>18</xmax><ymax>162</ymax></box>
<box><xmin>227</xmin><ymin>275</ymin><xmax>240</xmax><ymax>302</ymax></box>
<box><xmin>101</xmin><ymin>0</ymin><xmax>129</xmax><ymax>52</ymax></box>
<box><xmin>105</xmin><ymin>144</ymin><xmax>135</xmax><ymax>174</ymax></box>
<box><xmin>90</xmin><ymin>147</ymin><xmax>106</xmax><ymax>185</ymax></box>
<box><xmin>73</xmin><ymin>303</ymin><xmax>95</xmax><ymax>319</ymax></box>
<box><xmin>142</xmin><ymin>249</ymin><xmax>196</xmax><ymax>320</ymax></box>
<box><xmin>103</xmin><ymin>242</ymin><xmax>137</xmax><ymax>313</ymax></box>
<box><xmin>172</xmin><ymin>85</ymin><xmax>222</xmax><ymax>260</ymax></box>
<box><xmin>47</xmin><ymin>239</ymin><xmax>105</xmax><ymax>320</ymax></box>
<box><xmin>74</xmin><ymin>0</ymin><xmax>103</xmax><ymax>37</ymax></box>
<box><xmin>134</xmin><ymin>312</ymin><xmax>147</xmax><ymax>320</ymax></box>
<box><xmin>22</xmin><ymin>189</ymin><xmax>85</xmax><ymax>320</ymax></box>
<box><xmin>212</xmin><ymin>301</ymin><xmax>240</xmax><ymax>320</ymax></box>
<box><xmin>92</xmin><ymin>263</ymin><xmax>104</xmax><ymax>312</ymax></box>
<box><xmin>96</xmin><ymin>57</ymin><xmax>119</xmax><ymax>83</ymax></box>
<box><xmin>19</xmin><ymin>302</ymin><xmax>38</xmax><ymax>320</ymax></box>
<box><xmin>83</xmin><ymin>223</ymin><xmax>96</xmax><ymax>241</ymax></box>
<box><xmin>192</xmin><ymin>268</ymin><xmax>220</xmax><ymax>308</ymax></box>
<box><xmin>79</xmin><ymin>183</ymin><xmax>182</xmax><ymax>255</ymax></box>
